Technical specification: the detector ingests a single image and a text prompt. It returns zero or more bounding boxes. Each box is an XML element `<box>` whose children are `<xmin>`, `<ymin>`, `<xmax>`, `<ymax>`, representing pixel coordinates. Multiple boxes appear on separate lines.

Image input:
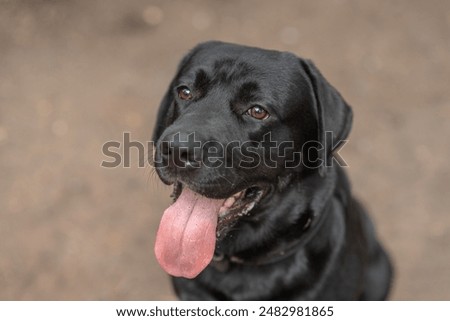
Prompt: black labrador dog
<box><xmin>152</xmin><ymin>41</ymin><xmax>392</xmax><ymax>300</ymax></box>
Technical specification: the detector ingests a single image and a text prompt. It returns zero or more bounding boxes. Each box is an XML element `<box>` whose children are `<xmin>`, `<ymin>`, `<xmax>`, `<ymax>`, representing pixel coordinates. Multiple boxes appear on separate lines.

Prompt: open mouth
<box><xmin>154</xmin><ymin>182</ymin><xmax>266</xmax><ymax>279</ymax></box>
<box><xmin>171</xmin><ymin>182</ymin><xmax>265</xmax><ymax>238</ymax></box>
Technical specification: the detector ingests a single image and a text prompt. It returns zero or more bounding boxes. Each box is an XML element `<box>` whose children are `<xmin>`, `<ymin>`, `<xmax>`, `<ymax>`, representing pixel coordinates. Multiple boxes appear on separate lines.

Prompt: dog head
<box><xmin>152</xmin><ymin>41</ymin><xmax>352</xmax><ymax>278</ymax></box>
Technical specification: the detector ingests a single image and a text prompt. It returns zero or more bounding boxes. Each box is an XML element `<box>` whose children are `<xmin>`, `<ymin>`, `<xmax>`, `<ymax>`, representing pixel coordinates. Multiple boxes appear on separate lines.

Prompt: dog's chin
<box><xmin>170</xmin><ymin>179</ymin><xmax>268</xmax><ymax>239</ymax></box>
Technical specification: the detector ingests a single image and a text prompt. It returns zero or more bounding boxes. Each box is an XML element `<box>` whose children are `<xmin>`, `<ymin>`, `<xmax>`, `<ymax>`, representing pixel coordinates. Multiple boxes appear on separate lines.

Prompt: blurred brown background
<box><xmin>1</xmin><ymin>0</ymin><xmax>449</xmax><ymax>300</ymax></box>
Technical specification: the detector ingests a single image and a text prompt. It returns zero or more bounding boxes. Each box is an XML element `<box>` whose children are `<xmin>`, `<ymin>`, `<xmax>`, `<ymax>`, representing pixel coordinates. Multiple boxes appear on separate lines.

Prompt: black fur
<box><xmin>152</xmin><ymin>41</ymin><xmax>393</xmax><ymax>300</ymax></box>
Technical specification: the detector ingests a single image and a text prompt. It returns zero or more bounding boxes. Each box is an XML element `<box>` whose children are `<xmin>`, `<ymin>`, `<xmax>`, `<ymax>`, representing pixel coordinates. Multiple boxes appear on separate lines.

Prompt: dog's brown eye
<box><xmin>247</xmin><ymin>106</ymin><xmax>269</xmax><ymax>120</ymax></box>
<box><xmin>177</xmin><ymin>86</ymin><xmax>193</xmax><ymax>100</ymax></box>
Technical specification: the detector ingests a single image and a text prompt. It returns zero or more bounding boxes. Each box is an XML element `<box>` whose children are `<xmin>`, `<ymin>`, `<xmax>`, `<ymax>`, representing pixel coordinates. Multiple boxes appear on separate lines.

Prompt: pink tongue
<box><xmin>154</xmin><ymin>188</ymin><xmax>225</xmax><ymax>279</ymax></box>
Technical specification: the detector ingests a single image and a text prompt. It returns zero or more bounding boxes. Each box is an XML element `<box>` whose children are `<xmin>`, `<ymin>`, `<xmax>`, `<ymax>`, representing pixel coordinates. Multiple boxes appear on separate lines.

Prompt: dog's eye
<box><xmin>247</xmin><ymin>106</ymin><xmax>270</xmax><ymax>120</ymax></box>
<box><xmin>177</xmin><ymin>86</ymin><xmax>193</xmax><ymax>101</ymax></box>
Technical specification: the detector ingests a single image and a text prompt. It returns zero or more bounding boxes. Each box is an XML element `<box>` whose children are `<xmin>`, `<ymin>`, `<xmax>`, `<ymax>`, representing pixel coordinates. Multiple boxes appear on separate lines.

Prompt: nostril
<box><xmin>179</xmin><ymin>149</ymin><xmax>188</xmax><ymax>163</ymax></box>
<box><xmin>159</xmin><ymin>132</ymin><xmax>201</xmax><ymax>168</ymax></box>
<box><xmin>174</xmin><ymin>148</ymin><xmax>199</xmax><ymax>168</ymax></box>
<box><xmin>160</xmin><ymin>141</ymin><xmax>171</xmax><ymax>156</ymax></box>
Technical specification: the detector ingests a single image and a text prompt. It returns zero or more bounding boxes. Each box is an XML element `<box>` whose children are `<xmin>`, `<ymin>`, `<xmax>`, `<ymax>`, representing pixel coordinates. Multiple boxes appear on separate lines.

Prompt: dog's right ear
<box><xmin>152</xmin><ymin>46</ymin><xmax>200</xmax><ymax>142</ymax></box>
<box><xmin>152</xmin><ymin>41</ymin><xmax>222</xmax><ymax>142</ymax></box>
<box><xmin>152</xmin><ymin>84</ymin><xmax>176</xmax><ymax>143</ymax></box>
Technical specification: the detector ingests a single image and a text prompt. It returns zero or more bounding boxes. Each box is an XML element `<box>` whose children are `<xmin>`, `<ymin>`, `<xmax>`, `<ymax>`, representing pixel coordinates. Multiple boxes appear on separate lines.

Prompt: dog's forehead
<box><xmin>184</xmin><ymin>42</ymin><xmax>300</xmax><ymax>82</ymax></box>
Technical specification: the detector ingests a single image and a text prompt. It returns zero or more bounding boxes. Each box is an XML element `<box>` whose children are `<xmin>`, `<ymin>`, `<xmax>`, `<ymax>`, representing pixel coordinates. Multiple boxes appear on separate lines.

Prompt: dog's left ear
<box><xmin>299</xmin><ymin>59</ymin><xmax>353</xmax><ymax>176</ymax></box>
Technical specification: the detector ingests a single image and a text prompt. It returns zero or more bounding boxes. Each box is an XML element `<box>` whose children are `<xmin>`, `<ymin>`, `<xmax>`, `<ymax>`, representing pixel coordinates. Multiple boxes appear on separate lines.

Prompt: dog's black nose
<box><xmin>159</xmin><ymin>132</ymin><xmax>201</xmax><ymax>169</ymax></box>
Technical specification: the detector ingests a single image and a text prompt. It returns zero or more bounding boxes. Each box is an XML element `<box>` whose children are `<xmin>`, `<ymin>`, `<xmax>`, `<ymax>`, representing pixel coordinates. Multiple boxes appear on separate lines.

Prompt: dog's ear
<box><xmin>152</xmin><ymin>85</ymin><xmax>176</xmax><ymax>143</ymax></box>
<box><xmin>299</xmin><ymin>59</ymin><xmax>353</xmax><ymax>176</ymax></box>
<box><xmin>152</xmin><ymin>46</ymin><xmax>202</xmax><ymax>142</ymax></box>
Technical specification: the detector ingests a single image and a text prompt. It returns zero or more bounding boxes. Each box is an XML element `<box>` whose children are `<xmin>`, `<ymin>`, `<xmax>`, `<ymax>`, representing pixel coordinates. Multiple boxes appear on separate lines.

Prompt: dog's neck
<box><xmin>210</xmin><ymin>201</ymin><xmax>329</xmax><ymax>271</ymax></box>
<box><xmin>210</xmin><ymin>167</ymin><xmax>349</xmax><ymax>272</ymax></box>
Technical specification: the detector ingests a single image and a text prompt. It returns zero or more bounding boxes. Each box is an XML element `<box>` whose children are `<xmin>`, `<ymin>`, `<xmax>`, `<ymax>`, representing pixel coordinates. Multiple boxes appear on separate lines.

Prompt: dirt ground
<box><xmin>0</xmin><ymin>0</ymin><xmax>449</xmax><ymax>300</ymax></box>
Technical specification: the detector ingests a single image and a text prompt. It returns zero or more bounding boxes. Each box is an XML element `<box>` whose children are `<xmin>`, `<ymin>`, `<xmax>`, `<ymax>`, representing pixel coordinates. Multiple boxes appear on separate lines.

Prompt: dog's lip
<box><xmin>215</xmin><ymin>186</ymin><xmax>265</xmax><ymax>238</ymax></box>
<box><xmin>217</xmin><ymin>190</ymin><xmax>245</xmax><ymax>216</ymax></box>
<box><xmin>173</xmin><ymin>179</ymin><xmax>265</xmax><ymax>203</ymax></box>
<box><xmin>174</xmin><ymin>177</ymin><xmax>248</xmax><ymax>199</ymax></box>
<box><xmin>217</xmin><ymin>186</ymin><xmax>261</xmax><ymax>218</ymax></box>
